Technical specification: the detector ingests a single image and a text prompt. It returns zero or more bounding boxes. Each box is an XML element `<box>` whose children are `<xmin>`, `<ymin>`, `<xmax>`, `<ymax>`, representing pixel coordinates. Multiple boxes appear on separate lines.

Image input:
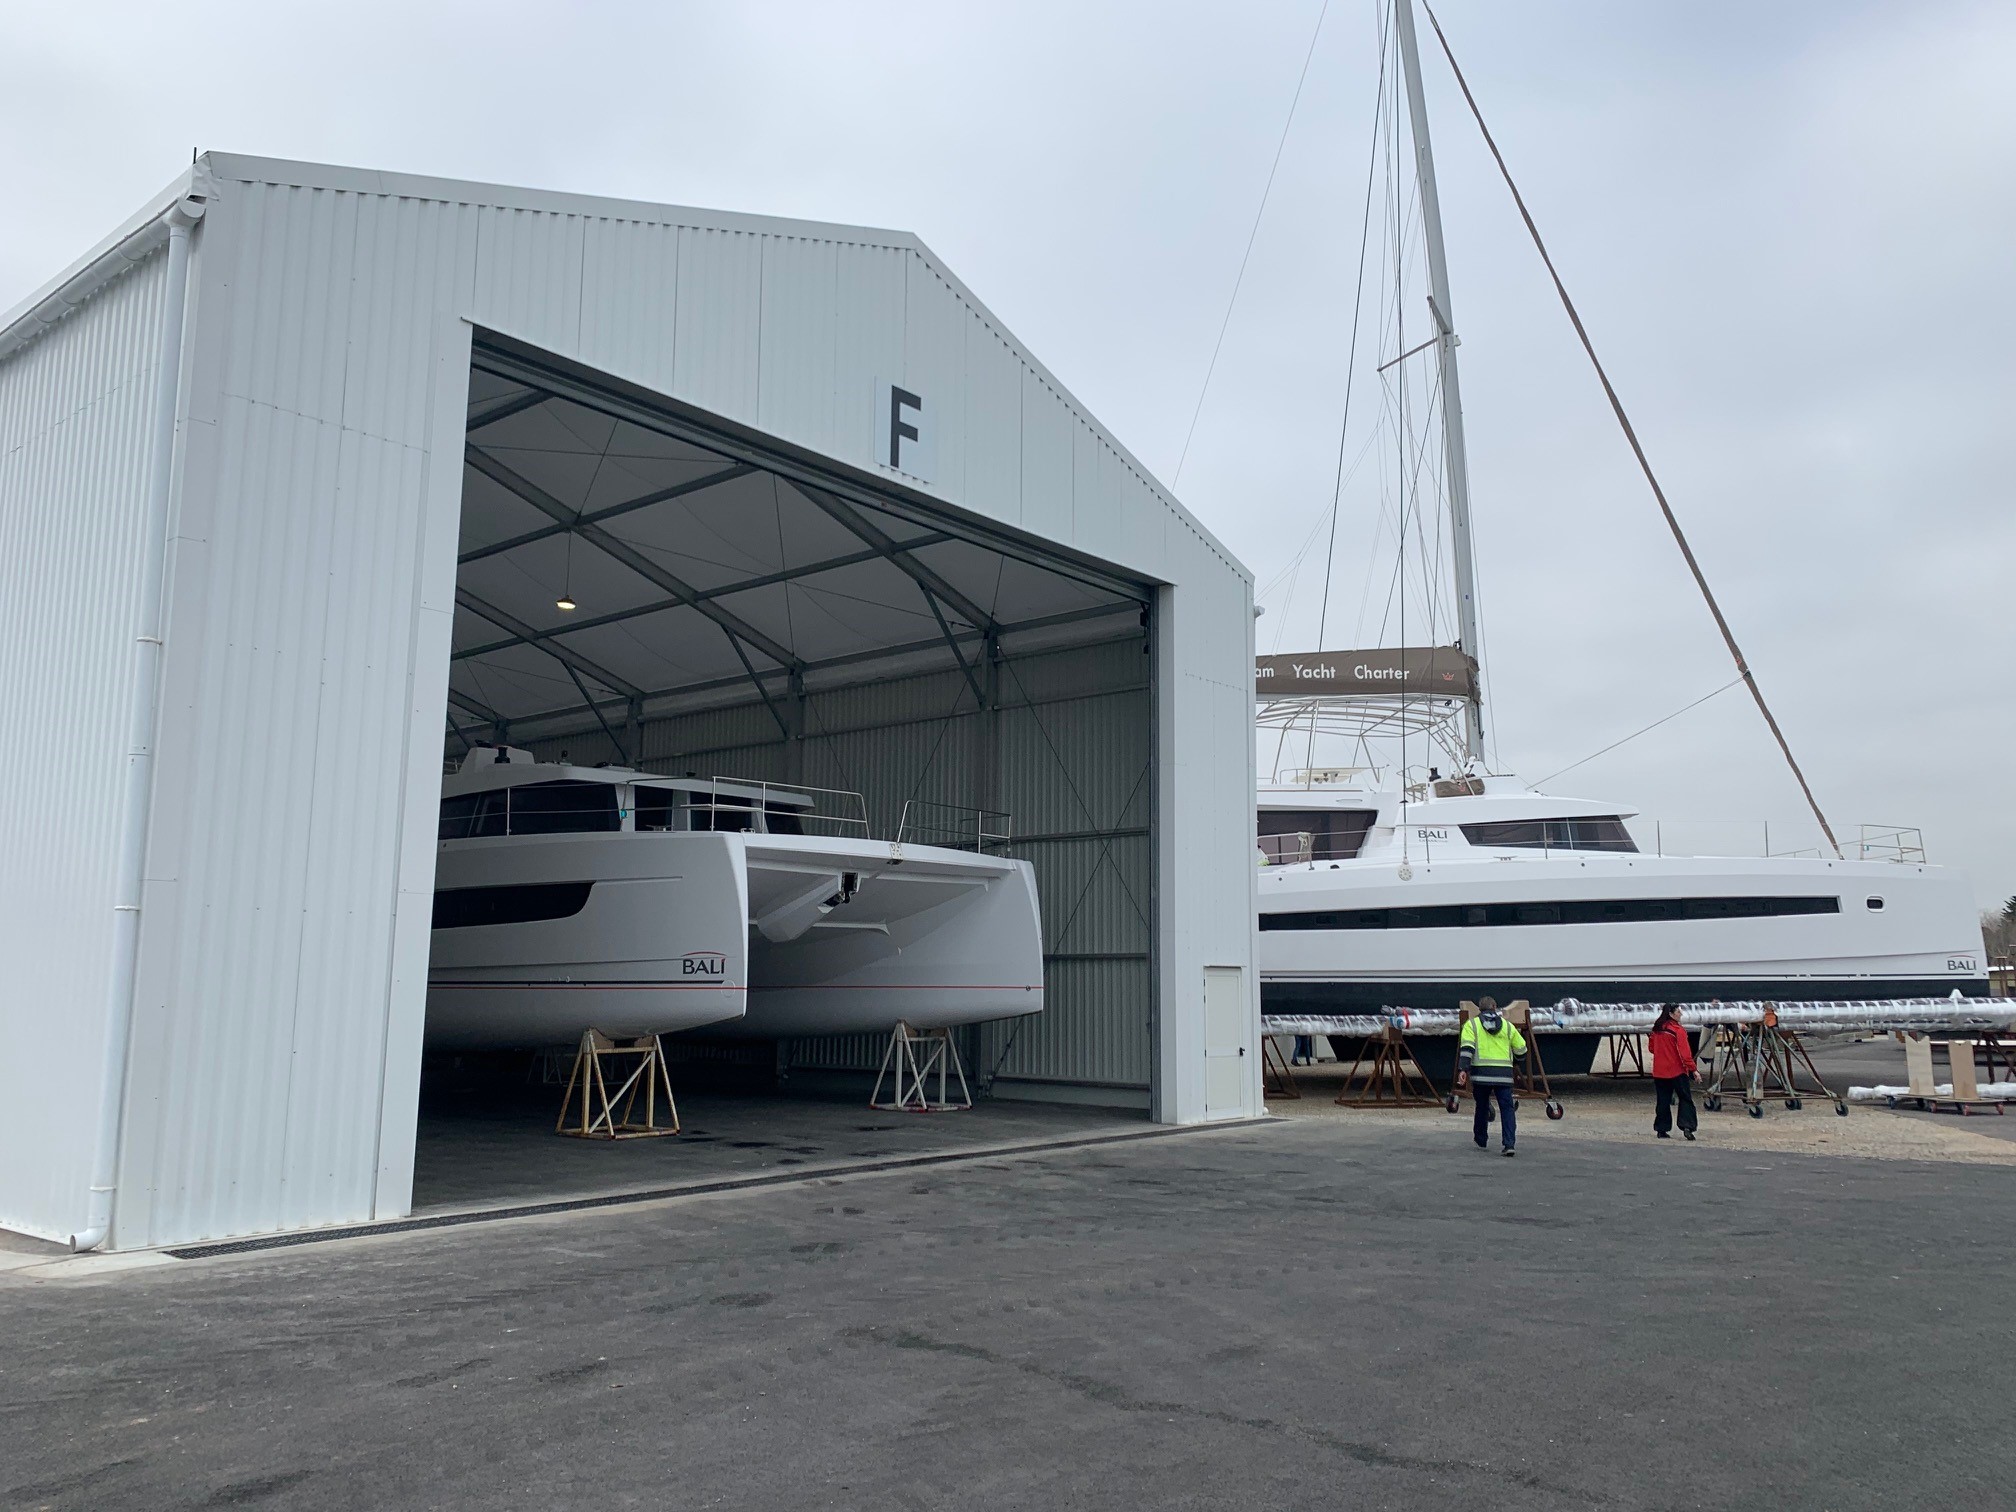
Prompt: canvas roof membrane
<box><xmin>451</xmin><ymin>372</ymin><xmax>1143</xmax><ymax>736</ymax></box>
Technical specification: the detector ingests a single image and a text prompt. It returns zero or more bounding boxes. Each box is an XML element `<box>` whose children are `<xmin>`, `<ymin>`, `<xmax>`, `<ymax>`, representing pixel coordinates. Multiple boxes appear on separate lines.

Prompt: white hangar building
<box><xmin>0</xmin><ymin>155</ymin><xmax>1260</xmax><ymax>1252</ymax></box>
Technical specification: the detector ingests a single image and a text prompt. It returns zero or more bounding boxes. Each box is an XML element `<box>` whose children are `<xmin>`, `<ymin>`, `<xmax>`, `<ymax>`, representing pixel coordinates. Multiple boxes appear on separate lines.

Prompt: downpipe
<box><xmin>70</xmin><ymin>192</ymin><xmax>206</xmax><ymax>1253</ymax></box>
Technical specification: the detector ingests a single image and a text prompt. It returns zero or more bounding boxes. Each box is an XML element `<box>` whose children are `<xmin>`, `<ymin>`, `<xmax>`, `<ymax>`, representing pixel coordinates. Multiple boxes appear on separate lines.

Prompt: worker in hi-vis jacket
<box><xmin>1455</xmin><ymin>1000</ymin><xmax>1527</xmax><ymax>1157</ymax></box>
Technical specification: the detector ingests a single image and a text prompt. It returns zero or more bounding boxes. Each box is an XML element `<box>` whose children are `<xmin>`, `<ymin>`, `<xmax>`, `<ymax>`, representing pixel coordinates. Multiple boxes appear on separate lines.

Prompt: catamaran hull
<box><xmin>1258</xmin><ymin>851</ymin><xmax>1987</xmax><ymax>1076</ymax></box>
<box><xmin>426</xmin><ymin>830</ymin><xmax>1043</xmax><ymax>1049</ymax></box>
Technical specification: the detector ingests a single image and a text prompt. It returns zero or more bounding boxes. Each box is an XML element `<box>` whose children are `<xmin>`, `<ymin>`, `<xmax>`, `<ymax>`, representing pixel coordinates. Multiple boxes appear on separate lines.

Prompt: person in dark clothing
<box><xmin>1648</xmin><ymin>1003</ymin><xmax>1699</xmax><ymax>1140</ymax></box>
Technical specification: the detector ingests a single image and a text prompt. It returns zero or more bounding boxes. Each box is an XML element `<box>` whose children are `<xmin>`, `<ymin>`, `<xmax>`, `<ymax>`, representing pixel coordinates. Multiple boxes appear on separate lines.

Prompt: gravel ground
<box><xmin>1269</xmin><ymin>1039</ymin><xmax>2016</xmax><ymax>1165</ymax></box>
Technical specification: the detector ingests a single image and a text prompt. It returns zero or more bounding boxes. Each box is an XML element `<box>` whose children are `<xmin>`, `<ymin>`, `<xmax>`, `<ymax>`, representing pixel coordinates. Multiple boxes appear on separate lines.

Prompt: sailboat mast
<box><xmin>1393</xmin><ymin>0</ymin><xmax>1485</xmax><ymax>766</ymax></box>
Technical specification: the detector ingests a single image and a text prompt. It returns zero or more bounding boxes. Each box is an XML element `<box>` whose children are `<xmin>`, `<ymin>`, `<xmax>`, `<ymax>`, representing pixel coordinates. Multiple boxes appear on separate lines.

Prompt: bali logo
<box><xmin>681</xmin><ymin>950</ymin><xmax>728</xmax><ymax>978</ymax></box>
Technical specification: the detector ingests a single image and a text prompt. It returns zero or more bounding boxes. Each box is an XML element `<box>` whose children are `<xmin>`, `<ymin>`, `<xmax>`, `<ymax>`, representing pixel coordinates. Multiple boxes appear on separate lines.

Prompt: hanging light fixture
<box><xmin>556</xmin><ymin>518</ymin><xmax>578</xmax><ymax>611</ymax></box>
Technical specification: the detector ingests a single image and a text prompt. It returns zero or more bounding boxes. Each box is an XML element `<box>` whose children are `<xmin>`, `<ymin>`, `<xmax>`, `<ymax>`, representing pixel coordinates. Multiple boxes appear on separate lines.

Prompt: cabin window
<box><xmin>633</xmin><ymin>788</ymin><xmax>682</xmax><ymax>832</ymax></box>
<box><xmin>433</xmin><ymin>881</ymin><xmax>594</xmax><ymax>929</ymax></box>
<box><xmin>1260</xmin><ymin>894</ymin><xmax>1841</xmax><ymax>931</ymax></box>
<box><xmin>438</xmin><ymin>790</ymin><xmax>508</xmax><ymax>840</ymax></box>
<box><xmin>500</xmin><ymin>780</ymin><xmax>622</xmax><ymax>836</ymax></box>
<box><xmin>1460</xmin><ymin>817</ymin><xmax>1639</xmax><ymax>853</ymax></box>
<box><xmin>1258</xmin><ymin>808</ymin><xmax>1375</xmax><ymax>862</ymax></box>
<box><xmin>1866</xmin><ymin>896</ymin><xmax>1885</xmax><ymax>911</ymax></box>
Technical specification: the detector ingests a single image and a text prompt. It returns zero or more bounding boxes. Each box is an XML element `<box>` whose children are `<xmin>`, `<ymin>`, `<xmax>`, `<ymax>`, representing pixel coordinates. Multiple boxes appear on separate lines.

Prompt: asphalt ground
<box><xmin>4</xmin><ymin>1110</ymin><xmax>2010</xmax><ymax>1510</ymax></box>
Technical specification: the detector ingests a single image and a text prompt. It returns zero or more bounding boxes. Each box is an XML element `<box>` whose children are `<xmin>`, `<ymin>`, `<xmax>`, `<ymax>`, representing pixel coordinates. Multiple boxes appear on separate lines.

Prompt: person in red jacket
<box><xmin>1648</xmin><ymin>1004</ymin><xmax>1699</xmax><ymax>1140</ymax></box>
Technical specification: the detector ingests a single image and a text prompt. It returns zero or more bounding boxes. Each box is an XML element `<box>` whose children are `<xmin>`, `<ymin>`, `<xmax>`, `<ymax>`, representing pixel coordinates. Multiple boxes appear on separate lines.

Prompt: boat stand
<box><xmin>1594</xmin><ymin>1033</ymin><xmax>1650</xmax><ymax>1079</ymax></box>
<box><xmin>870</xmin><ymin>1021</ymin><xmax>973</xmax><ymax>1112</ymax></box>
<box><xmin>1699</xmin><ymin>1008</ymin><xmax>1848</xmax><ymax>1118</ymax></box>
<box><xmin>1263</xmin><ymin>1036</ymin><xmax>1302</xmax><ymax>1100</ymax></box>
<box><xmin>1964</xmin><ymin>1033</ymin><xmax>2016</xmax><ymax>1088</ymax></box>
<box><xmin>1337</xmin><ymin>1024</ymin><xmax>1444</xmax><ymax>1108</ymax></box>
<box><xmin>557</xmin><ymin>1030</ymin><xmax>680</xmax><ymax>1139</ymax></box>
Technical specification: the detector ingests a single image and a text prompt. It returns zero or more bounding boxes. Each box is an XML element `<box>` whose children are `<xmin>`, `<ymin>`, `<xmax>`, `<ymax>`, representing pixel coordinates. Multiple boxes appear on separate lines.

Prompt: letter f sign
<box><xmin>888</xmin><ymin>385</ymin><xmax>921</xmax><ymax>469</ymax></box>
<box><xmin>875</xmin><ymin>379</ymin><xmax>933</xmax><ymax>481</ymax></box>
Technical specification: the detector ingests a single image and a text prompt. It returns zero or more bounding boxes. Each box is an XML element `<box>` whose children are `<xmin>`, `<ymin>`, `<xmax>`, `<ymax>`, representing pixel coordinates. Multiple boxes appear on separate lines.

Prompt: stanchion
<box><xmin>1336</xmin><ymin>1024</ymin><xmax>1444</xmax><ymax>1108</ymax></box>
<box><xmin>1594</xmin><ymin>1033</ymin><xmax>1650</xmax><ymax>1078</ymax></box>
<box><xmin>870</xmin><ymin>1021</ymin><xmax>973</xmax><ymax>1112</ymax></box>
<box><xmin>1263</xmin><ymin>1035</ymin><xmax>1302</xmax><ymax>1100</ymax></box>
<box><xmin>556</xmin><ymin>1030</ymin><xmax>679</xmax><ymax>1139</ymax></box>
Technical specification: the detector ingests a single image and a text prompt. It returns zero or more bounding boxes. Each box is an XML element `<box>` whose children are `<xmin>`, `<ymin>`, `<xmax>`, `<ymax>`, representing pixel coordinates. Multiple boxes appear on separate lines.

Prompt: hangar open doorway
<box><xmin>1</xmin><ymin>157</ymin><xmax>1260</xmax><ymax>1253</ymax></box>
<box><xmin>413</xmin><ymin>335</ymin><xmax>1159</xmax><ymax>1209</ymax></box>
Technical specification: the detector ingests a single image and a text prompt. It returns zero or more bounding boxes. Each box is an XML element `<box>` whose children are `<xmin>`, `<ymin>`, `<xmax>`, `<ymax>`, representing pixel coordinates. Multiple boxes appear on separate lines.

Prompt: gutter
<box><xmin>69</xmin><ymin>189</ymin><xmax>207</xmax><ymax>1252</ymax></box>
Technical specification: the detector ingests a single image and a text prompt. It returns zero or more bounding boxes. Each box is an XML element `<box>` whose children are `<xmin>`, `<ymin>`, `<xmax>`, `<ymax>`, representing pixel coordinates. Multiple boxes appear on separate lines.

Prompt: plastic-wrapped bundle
<box><xmin>1848</xmin><ymin>1082</ymin><xmax>2016</xmax><ymax>1102</ymax></box>
<box><xmin>1264</xmin><ymin>994</ymin><xmax>2016</xmax><ymax>1038</ymax></box>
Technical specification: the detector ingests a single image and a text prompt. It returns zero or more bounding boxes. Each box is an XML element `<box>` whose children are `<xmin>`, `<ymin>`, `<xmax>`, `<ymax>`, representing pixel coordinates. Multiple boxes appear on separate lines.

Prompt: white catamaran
<box><xmin>426</xmin><ymin>746</ymin><xmax>1044</xmax><ymax>1049</ymax></box>
<box><xmin>1253</xmin><ymin>1</ymin><xmax>1987</xmax><ymax>1071</ymax></box>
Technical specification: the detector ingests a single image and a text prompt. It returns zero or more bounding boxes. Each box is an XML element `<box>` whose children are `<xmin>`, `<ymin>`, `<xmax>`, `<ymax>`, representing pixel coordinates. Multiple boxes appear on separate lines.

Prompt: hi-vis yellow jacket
<box><xmin>1458</xmin><ymin>1015</ymin><xmax>1528</xmax><ymax>1086</ymax></box>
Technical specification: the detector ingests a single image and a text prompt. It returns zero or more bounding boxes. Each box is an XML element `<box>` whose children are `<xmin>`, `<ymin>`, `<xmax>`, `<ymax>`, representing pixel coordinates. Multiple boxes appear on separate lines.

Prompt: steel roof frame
<box><xmin>468</xmin><ymin>334</ymin><xmax>1149</xmax><ymax>602</ymax></box>
<box><xmin>451</xmin><ymin>334</ymin><xmax>1150</xmax><ymax>737</ymax></box>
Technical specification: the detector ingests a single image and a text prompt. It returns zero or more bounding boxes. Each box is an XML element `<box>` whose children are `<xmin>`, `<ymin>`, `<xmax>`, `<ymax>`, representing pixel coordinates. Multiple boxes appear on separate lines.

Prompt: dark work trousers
<box><xmin>1654</xmin><ymin>1075</ymin><xmax>1698</xmax><ymax>1135</ymax></box>
<box><xmin>1471</xmin><ymin>1082</ymin><xmax>1517</xmax><ymax>1149</ymax></box>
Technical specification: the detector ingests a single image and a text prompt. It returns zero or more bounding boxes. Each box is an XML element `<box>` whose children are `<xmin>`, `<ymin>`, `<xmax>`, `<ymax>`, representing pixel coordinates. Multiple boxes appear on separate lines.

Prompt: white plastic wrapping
<box><xmin>1265</xmin><ymin>995</ymin><xmax>2016</xmax><ymax>1038</ymax></box>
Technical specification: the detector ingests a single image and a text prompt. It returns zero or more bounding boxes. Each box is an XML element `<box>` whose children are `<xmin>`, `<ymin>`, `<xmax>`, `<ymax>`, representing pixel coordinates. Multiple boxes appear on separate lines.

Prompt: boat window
<box><xmin>762</xmin><ymin>803</ymin><xmax>806</xmax><ymax>836</ymax></box>
<box><xmin>1460</xmin><ymin>817</ymin><xmax>1638</xmax><ymax>853</ymax></box>
<box><xmin>502</xmin><ymin>780</ymin><xmax>622</xmax><ymax>836</ymax></box>
<box><xmin>1258</xmin><ymin>808</ymin><xmax>1375</xmax><ymax>863</ymax></box>
<box><xmin>633</xmin><ymin>787</ymin><xmax>682</xmax><ymax>832</ymax></box>
<box><xmin>433</xmin><ymin>881</ymin><xmax>594</xmax><ymax>929</ymax></box>
<box><xmin>439</xmin><ymin>790</ymin><xmax>508</xmax><ymax>840</ymax></box>
<box><xmin>1866</xmin><ymin>896</ymin><xmax>1885</xmax><ymax>911</ymax></box>
<box><xmin>1260</xmin><ymin>895</ymin><xmax>1840</xmax><ymax>931</ymax></box>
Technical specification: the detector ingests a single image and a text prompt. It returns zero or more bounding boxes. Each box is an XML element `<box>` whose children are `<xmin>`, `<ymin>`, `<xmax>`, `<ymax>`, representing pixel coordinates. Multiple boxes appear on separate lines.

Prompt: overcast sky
<box><xmin>7</xmin><ymin>1</ymin><xmax>2011</xmax><ymax>910</ymax></box>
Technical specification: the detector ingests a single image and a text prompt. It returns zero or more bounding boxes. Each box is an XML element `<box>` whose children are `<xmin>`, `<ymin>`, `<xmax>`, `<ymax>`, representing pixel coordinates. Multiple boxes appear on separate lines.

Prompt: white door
<box><xmin>1203</xmin><ymin>965</ymin><xmax>1252</xmax><ymax>1118</ymax></box>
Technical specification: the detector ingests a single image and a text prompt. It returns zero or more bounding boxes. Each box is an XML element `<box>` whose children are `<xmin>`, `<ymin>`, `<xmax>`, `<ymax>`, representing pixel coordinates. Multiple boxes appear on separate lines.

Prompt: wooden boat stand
<box><xmin>1336</xmin><ymin>1024</ymin><xmax>1444</xmax><ymax>1108</ymax></box>
<box><xmin>1876</xmin><ymin>1032</ymin><xmax>2008</xmax><ymax>1116</ymax></box>
<box><xmin>870</xmin><ymin>1021</ymin><xmax>973</xmax><ymax>1112</ymax></box>
<box><xmin>1964</xmin><ymin>1033</ymin><xmax>2016</xmax><ymax>1088</ymax></box>
<box><xmin>1698</xmin><ymin>1007</ymin><xmax>1848</xmax><ymax>1118</ymax></box>
<box><xmin>557</xmin><ymin>1030</ymin><xmax>680</xmax><ymax>1139</ymax></box>
<box><xmin>1263</xmin><ymin>1035</ymin><xmax>1302</xmax><ymax>1100</ymax></box>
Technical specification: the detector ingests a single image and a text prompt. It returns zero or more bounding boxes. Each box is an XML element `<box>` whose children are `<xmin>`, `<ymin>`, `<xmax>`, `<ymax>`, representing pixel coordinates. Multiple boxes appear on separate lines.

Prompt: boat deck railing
<box><xmin>695</xmin><ymin>777</ymin><xmax>871</xmax><ymax>838</ymax></box>
<box><xmin>895</xmin><ymin>799</ymin><xmax>1013</xmax><ymax>852</ymax></box>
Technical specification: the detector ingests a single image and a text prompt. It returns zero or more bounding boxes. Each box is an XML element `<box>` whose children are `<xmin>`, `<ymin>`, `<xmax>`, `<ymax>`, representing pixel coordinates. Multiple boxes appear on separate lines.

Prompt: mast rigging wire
<box><xmin>1536</xmin><ymin>676</ymin><xmax>1743</xmax><ymax>788</ymax></box>
<box><xmin>1174</xmin><ymin>0</ymin><xmax>1332</xmax><ymax>485</ymax></box>
<box><xmin>1419</xmin><ymin>1</ymin><xmax>1843</xmax><ymax>858</ymax></box>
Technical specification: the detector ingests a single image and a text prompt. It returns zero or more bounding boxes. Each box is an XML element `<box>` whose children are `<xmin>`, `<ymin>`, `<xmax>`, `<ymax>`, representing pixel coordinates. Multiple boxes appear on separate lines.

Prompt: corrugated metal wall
<box><xmin>0</xmin><ymin>155</ymin><xmax>1256</xmax><ymax>1248</ymax></box>
<box><xmin>0</xmin><ymin>250</ymin><xmax>166</xmax><ymax>1242</ymax></box>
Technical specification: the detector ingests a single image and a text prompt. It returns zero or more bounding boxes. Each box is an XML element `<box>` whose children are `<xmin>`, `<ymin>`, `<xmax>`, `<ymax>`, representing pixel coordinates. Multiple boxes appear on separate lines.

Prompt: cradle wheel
<box><xmin>1545</xmin><ymin>1101</ymin><xmax>1564</xmax><ymax>1121</ymax></box>
<box><xmin>1835</xmin><ymin>1102</ymin><xmax>1848</xmax><ymax>1116</ymax></box>
<box><xmin>1444</xmin><ymin>1094</ymin><xmax>1460</xmax><ymax>1114</ymax></box>
<box><xmin>1748</xmin><ymin>1104</ymin><xmax>1763</xmax><ymax>1120</ymax></box>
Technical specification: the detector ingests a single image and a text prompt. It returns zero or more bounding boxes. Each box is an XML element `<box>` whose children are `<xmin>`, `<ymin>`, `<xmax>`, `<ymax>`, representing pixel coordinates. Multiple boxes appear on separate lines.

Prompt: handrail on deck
<box><xmin>895</xmin><ymin>799</ymin><xmax>1013</xmax><ymax>852</ymax></box>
